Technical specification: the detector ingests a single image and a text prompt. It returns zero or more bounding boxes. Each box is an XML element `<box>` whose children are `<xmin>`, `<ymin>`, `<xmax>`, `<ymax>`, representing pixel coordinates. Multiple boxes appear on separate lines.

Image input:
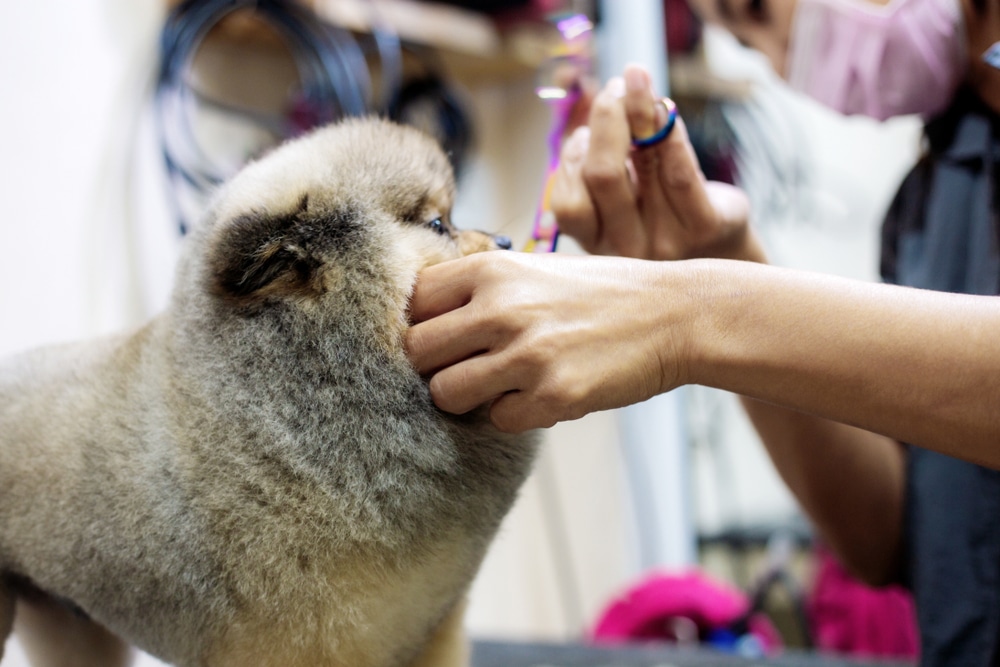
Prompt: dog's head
<box><xmin>177</xmin><ymin>118</ymin><xmax>507</xmax><ymax>346</ymax></box>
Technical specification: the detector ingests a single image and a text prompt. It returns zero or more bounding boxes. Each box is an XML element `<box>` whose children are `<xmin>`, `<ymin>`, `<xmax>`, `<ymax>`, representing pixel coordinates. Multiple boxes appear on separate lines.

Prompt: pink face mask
<box><xmin>785</xmin><ymin>0</ymin><xmax>967</xmax><ymax>120</ymax></box>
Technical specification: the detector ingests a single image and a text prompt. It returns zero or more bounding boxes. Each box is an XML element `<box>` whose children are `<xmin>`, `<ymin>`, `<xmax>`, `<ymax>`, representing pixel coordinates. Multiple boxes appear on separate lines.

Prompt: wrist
<box><xmin>645</xmin><ymin>257</ymin><xmax>770</xmax><ymax>399</ymax></box>
<box><xmin>669</xmin><ymin>258</ymin><xmax>759</xmax><ymax>392</ymax></box>
<box><xmin>650</xmin><ymin>259</ymin><xmax>725</xmax><ymax>393</ymax></box>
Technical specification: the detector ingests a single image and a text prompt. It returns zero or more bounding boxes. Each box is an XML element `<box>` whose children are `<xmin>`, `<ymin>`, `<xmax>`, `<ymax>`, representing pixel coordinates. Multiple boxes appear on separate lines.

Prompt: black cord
<box><xmin>387</xmin><ymin>64</ymin><xmax>474</xmax><ymax>178</ymax></box>
<box><xmin>155</xmin><ymin>0</ymin><xmax>387</xmax><ymax>234</ymax></box>
<box><xmin>156</xmin><ymin>0</ymin><xmax>473</xmax><ymax>235</ymax></box>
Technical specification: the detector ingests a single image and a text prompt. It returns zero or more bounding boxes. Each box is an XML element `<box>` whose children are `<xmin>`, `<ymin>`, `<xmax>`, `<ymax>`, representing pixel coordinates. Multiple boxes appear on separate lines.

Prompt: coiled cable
<box><xmin>155</xmin><ymin>0</ymin><xmax>403</xmax><ymax>233</ymax></box>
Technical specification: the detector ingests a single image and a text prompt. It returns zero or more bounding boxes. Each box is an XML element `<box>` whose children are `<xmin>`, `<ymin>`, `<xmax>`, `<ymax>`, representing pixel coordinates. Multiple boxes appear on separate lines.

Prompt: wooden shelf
<box><xmin>165</xmin><ymin>0</ymin><xmax>564</xmax><ymax>81</ymax></box>
<box><xmin>164</xmin><ymin>0</ymin><xmax>753</xmax><ymax>98</ymax></box>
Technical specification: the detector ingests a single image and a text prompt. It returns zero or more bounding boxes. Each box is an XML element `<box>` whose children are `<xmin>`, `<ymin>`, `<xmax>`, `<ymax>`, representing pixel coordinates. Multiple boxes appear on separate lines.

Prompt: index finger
<box><xmin>582</xmin><ymin>78</ymin><xmax>645</xmax><ymax>255</ymax></box>
<box><xmin>408</xmin><ymin>256</ymin><xmax>479</xmax><ymax>323</ymax></box>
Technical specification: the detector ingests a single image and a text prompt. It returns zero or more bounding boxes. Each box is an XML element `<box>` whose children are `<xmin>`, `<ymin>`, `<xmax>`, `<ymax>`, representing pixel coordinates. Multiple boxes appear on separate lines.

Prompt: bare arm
<box><xmin>406</xmin><ymin>253</ymin><xmax>1000</xmax><ymax>579</ymax></box>
<box><xmin>685</xmin><ymin>260</ymin><xmax>1000</xmax><ymax>466</ymax></box>
<box><xmin>741</xmin><ymin>401</ymin><xmax>906</xmax><ymax>584</ymax></box>
<box><xmin>409</xmin><ymin>66</ymin><xmax>1000</xmax><ymax>584</ymax></box>
<box><xmin>407</xmin><ymin>254</ymin><xmax>1000</xmax><ymax>465</ymax></box>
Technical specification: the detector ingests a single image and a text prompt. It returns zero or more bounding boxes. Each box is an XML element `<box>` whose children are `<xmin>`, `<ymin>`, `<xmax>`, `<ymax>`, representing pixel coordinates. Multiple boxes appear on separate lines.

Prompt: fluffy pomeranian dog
<box><xmin>0</xmin><ymin>118</ymin><xmax>537</xmax><ymax>667</ymax></box>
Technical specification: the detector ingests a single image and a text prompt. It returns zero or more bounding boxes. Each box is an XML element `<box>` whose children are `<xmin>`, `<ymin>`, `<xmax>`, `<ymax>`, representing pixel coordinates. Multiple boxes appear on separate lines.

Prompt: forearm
<box><xmin>677</xmin><ymin>259</ymin><xmax>1000</xmax><ymax>469</ymax></box>
<box><xmin>740</xmin><ymin>397</ymin><xmax>905</xmax><ymax>584</ymax></box>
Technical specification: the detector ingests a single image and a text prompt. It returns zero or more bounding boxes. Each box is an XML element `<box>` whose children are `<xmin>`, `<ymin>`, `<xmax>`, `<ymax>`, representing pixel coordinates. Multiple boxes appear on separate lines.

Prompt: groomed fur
<box><xmin>0</xmin><ymin>118</ymin><xmax>537</xmax><ymax>667</ymax></box>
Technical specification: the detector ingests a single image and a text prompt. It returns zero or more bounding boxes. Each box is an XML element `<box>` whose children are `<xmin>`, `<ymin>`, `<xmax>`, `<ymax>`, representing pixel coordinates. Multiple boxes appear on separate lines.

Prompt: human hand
<box><xmin>405</xmin><ymin>251</ymin><xmax>693</xmax><ymax>432</ymax></box>
<box><xmin>551</xmin><ymin>64</ymin><xmax>764</xmax><ymax>263</ymax></box>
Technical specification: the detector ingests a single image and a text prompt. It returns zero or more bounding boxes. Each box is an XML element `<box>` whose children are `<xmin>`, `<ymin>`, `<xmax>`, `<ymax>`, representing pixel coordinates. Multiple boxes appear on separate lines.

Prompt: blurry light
<box><xmin>556</xmin><ymin>14</ymin><xmax>593</xmax><ymax>41</ymax></box>
<box><xmin>536</xmin><ymin>87</ymin><xmax>569</xmax><ymax>100</ymax></box>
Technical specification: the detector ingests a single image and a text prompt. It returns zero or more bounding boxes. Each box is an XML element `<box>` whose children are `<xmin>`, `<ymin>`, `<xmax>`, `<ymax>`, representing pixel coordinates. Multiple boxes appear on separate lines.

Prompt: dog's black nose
<box><xmin>493</xmin><ymin>235</ymin><xmax>513</xmax><ymax>250</ymax></box>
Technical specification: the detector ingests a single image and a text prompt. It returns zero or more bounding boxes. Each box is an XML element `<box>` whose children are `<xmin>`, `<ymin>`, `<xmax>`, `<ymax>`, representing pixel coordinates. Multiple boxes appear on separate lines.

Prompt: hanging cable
<box><xmin>386</xmin><ymin>44</ymin><xmax>474</xmax><ymax>179</ymax></box>
<box><xmin>155</xmin><ymin>0</ymin><xmax>402</xmax><ymax>234</ymax></box>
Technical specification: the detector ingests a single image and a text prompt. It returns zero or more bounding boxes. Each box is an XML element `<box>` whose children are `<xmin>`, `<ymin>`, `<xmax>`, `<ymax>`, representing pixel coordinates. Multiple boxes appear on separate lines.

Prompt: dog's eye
<box><xmin>427</xmin><ymin>218</ymin><xmax>449</xmax><ymax>236</ymax></box>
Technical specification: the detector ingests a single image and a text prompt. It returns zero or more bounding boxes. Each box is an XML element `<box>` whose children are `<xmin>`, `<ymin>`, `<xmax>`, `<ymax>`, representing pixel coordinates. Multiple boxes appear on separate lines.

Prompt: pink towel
<box><xmin>807</xmin><ymin>548</ymin><xmax>919</xmax><ymax>660</ymax></box>
<box><xmin>591</xmin><ymin>569</ymin><xmax>781</xmax><ymax>652</ymax></box>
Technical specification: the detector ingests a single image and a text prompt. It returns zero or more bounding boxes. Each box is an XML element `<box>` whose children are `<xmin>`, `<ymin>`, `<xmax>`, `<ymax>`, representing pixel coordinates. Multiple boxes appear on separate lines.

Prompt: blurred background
<box><xmin>0</xmin><ymin>0</ymin><xmax>923</xmax><ymax>664</ymax></box>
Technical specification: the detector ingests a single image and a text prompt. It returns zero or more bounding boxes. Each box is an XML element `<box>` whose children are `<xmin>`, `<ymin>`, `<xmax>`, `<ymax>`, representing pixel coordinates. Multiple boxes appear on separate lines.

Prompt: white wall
<box><xmin>0</xmin><ymin>1</ymin><xmax>173</xmax><ymax>665</ymax></box>
<box><xmin>0</xmin><ymin>0</ymin><xmax>178</xmax><ymax>360</ymax></box>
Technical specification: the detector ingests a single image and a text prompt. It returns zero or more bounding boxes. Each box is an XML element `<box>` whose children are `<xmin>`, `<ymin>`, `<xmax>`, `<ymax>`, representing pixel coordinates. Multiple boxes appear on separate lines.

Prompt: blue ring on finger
<box><xmin>631</xmin><ymin>98</ymin><xmax>678</xmax><ymax>149</ymax></box>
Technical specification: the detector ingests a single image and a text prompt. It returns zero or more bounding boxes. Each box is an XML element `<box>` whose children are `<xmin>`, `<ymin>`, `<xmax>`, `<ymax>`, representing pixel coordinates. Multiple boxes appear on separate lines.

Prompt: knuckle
<box><xmin>466</xmin><ymin>251</ymin><xmax>508</xmax><ymax>287</ymax></box>
<box><xmin>625</xmin><ymin>102</ymin><xmax>654</xmax><ymax>131</ymax></box>
<box><xmin>515</xmin><ymin>340</ymin><xmax>549</xmax><ymax>370</ymax></box>
<box><xmin>489</xmin><ymin>405</ymin><xmax>520</xmax><ymax>433</ymax></box>
<box><xmin>534</xmin><ymin>372</ymin><xmax>576</xmax><ymax>410</ymax></box>
<box><xmin>491</xmin><ymin>395</ymin><xmax>554</xmax><ymax>433</ymax></box>
<box><xmin>660</xmin><ymin>146</ymin><xmax>704</xmax><ymax>193</ymax></box>
<box><xmin>651</xmin><ymin>237</ymin><xmax>680</xmax><ymax>261</ymax></box>
<box><xmin>456</xmin><ymin>230</ymin><xmax>496</xmax><ymax>255</ymax></box>
<box><xmin>480</xmin><ymin>311</ymin><xmax>515</xmax><ymax>339</ymax></box>
<box><xmin>549</xmin><ymin>185</ymin><xmax>577</xmax><ymax>218</ymax></box>
<box><xmin>630</xmin><ymin>151</ymin><xmax>659</xmax><ymax>178</ymax></box>
<box><xmin>663</xmin><ymin>163</ymin><xmax>699</xmax><ymax>192</ymax></box>
<box><xmin>589</xmin><ymin>91</ymin><xmax>621</xmax><ymax>120</ymax></box>
<box><xmin>464</xmin><ymin>249</ymin><xmax>492</xmax><ymax>272</ymax></box>
<box><xmin>608</xmin><ymin>232</ymin><xmax>649</xmax><ymax>259</ymax></box>
<box><xmin>550</xmin><ymin>199</ymin><xmax>589</xmax><ymax>233</ymax></box>
<box><xmin>582</xmin><ymin>161</ymin><xmax>625</xmax><ymax>192</ymax></box>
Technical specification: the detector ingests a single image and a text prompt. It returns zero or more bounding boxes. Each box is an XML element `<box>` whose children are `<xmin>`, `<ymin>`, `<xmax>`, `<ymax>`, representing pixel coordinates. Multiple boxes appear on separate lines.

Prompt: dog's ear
<box><xmin>213</xmin><ymin>226</ymin><xmax>320</xmax><ymax>299</ymax></box>
<box><xmin>208</xmin><ymin>196</ymin><xmax>368</xmax><ymax>303</ymax></box>
<box><xmin>209</xmin><ymin>199</ymin><xmax>324</xmax><ymax>302</ymax></box>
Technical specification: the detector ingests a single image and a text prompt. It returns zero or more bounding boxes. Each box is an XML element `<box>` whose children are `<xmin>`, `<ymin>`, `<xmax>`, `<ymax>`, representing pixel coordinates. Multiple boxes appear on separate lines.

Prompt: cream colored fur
<box><xmin>0</xmin><ymin>118</ymin><xmax>537</xmax><ymax>667</ymax></box>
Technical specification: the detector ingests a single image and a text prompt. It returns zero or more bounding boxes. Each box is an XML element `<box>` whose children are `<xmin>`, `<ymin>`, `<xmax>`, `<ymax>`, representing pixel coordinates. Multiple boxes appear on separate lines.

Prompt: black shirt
<box><xmin>881</xmin><ymin>87</ymin><xmax>1000</xmax><ymax>667</ymax></box>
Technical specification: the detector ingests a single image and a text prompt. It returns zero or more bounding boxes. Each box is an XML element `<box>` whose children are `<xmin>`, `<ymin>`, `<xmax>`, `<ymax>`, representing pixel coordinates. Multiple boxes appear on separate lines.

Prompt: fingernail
<box><xmin>654</xmin><ymin>100</ymin><xmax>667</xmax><ymax>126</ymax></box>
<box><xmin>606</xmin><ymin>77</ymin><xmax>625</xmax><ymax>98</ymax></box>
<box><xmin>624</xmin><ymin>67</ymin><xmax>647</xmax><ymax>94</ymax></box>
<box><xmin>655</xmin><ymin>97</ymin><xmax>676</xmax><ymax>127</ymax></box>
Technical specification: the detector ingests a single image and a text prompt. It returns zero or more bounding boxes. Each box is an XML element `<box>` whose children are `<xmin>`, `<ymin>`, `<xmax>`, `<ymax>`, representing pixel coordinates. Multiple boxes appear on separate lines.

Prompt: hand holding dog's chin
<box><xmin>406</xmin><ymin>252</ymin><xmax>695</xmax><ymax>432</ymax></box>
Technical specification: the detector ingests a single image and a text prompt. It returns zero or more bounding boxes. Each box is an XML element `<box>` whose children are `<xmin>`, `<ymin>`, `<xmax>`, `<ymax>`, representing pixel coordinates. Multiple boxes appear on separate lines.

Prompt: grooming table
<box><xmin>471</xmin><ymin>640</ymin><xmax>913</xmax><ymax>667</ymax></box>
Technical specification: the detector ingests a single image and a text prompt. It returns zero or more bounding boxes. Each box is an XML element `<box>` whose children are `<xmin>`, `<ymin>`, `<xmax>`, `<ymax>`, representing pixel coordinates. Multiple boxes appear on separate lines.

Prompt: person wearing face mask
<box><xmin>405</xmin><ymin>2</ymin><xmax>1000</xmax><ymax>663</ymax></box>
<box><xmin>679</xmin><ymin>0</ymin><xmax>1000</xmax><ymax>662</ymax></box>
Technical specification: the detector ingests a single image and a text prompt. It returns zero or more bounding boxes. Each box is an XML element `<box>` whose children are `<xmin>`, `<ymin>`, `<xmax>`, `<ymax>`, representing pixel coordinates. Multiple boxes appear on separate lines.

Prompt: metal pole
<box><xmin>597</xmin><ymin>0</ymin><xmax>695</xmax><ymax>572</ymax></box>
